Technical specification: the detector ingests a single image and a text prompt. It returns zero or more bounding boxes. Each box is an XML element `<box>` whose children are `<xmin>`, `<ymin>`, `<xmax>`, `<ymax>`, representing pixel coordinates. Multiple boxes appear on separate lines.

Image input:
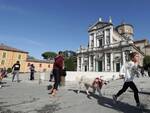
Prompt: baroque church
<box><xmin>77</xmin><ymin>17</ymin><xmax>145</xmax><ymax>72</ymax></box>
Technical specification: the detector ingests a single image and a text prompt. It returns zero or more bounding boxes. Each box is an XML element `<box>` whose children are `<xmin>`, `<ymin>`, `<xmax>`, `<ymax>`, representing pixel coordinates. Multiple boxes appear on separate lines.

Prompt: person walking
<box><xmin>112</xmin><ymin>52</ymin><xmax>141</xmax><ymax>107</ymax></box>
<box><xmin>50</xmin><ymin>51</ymin><xmax>64</xmax><ymax>96</ymax></box>
<box><xmin>30</xmin><ymin>64</ymin><xmax>35</xmax><ymax>80</ymax></box>
<box><xmin>12</xmin><ymin>61</ymin><xmax>20</xmax><ymax>82</ymax></box>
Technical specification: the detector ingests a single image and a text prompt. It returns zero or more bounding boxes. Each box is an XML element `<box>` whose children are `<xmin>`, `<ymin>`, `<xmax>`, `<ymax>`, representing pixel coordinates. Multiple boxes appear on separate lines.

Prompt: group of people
<box><xmin>0</xmin><ymin>51</ymin><xmax>148</xmax><ymax>108</ymax></box>
<box><xmin>0</xmin><ymin>61</ymin><xmax>21</xmax><ymax>86</ymax></box>
<box><xmin>3</xmin><ymin>51</ymin><xmax>65</xmax><ymax>86</ymax></box>
<box><xmin>0</xmin><ymin>61</ymin><xmax>36</xmax><ymax>83</ymax></box>
<box><xmin>48</xmin><ymin>51</ymin><xmax>143</xmax><ymax>107</ymax></box>
<box><xmin>10</xmin><ymin>51</ymin><xmax>66</xmax><ymax>97</ymax></box>
<box><xmin>0</xmin><ymin>61</ymin><xmax>21</xmax><ymax>87</ymax></box>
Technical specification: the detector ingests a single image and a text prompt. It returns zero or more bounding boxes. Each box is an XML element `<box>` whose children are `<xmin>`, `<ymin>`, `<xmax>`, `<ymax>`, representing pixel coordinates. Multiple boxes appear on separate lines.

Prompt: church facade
<box><xmin>77</xmin><ymin>18</ymin><xmax>144</xmax><ymax>72</ymax></box>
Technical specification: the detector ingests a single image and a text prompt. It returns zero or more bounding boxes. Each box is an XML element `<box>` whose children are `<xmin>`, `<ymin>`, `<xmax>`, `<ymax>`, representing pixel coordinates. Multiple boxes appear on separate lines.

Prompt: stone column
<box><xmin>81</xmin><ymin>55</ymin><xmax>84</xmax><ymax>71</ymax></box>
<box><xmin>104</xmin><ymin>30</ymin><xmax>106</xmax><ymax>48</ymax></box>
<box><xmin>110</xmin><ymin>53</ymin><xmax>113</xmax><ymax>71</ymax></box>
<box><xmin>102</xmin><ymin>59</ymin><xmax>105</xmax><ymax>71</ymax></box>
<box><xmin>94</xmin><ymin>33</ymin><xmax>97</xmax><ymax>48</ymax></box>
<box><xmin>104</xmin><ymin>53</ymin><xmax>107</xmax><ymax>71</ymax></box>
<box><xmin>93</xmin><ymin>56</ymin><xmax>96</xmax><ymax>71</ymax></box>
<box><xmin>77</xmin><ymin>56</ymin><xmax>79</xmax><ymax>71</ymax></box>
<box><xmin>97</xmin><ymin>37</ymin><xmax>99</xmax><ymax>48</ymax></box>
<box><xmin>89</xmin><ymin>55</ymin><xmax>91</xmax><ymax>71</ymax></box>
<box><xmin>89</xmin><ymin>35</ymin><xmax>91</xmax><ymax>48</ymax></box>
<box><xmin>122</xmin><ymin>52</ymin><xmax>126</xmax><ymax>65</ymax></box>
<box><xmin>87</xmin><ymin>56</ymin><xmax>89</xmax><ymax>71</ymax></box>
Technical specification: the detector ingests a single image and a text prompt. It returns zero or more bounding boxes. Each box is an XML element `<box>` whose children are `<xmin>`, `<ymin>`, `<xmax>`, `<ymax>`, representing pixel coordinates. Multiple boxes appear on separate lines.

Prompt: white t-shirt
<box><xmin>120</xmin><ymin>61</ymin><xmax>140</xmax><ymax>82</ymax></box>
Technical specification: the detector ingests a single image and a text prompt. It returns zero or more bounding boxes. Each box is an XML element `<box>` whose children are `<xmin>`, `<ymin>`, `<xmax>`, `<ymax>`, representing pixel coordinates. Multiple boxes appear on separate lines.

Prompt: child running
<box><xmin>112</xmin><ymin>52</ymin><xmax>141</xmax><ymax>107</ymax></box>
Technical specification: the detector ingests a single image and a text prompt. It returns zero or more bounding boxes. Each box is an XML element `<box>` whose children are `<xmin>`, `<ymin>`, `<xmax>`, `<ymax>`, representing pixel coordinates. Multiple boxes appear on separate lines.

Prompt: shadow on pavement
<box><xmin>69</xmin><ymin>89</ymin><xmax>150</xmax><ymax>113</ymax></box>
<box><xmin>92</xmin><ymin>93</ymin><xmax>150</xmax><ymax>113</ymax></box>
<box><xmin>0</xmin><ymin>81</ymin><xmax>11</xmax><ymax>88</ymax></box>
<box><xmin>68</xmin><ymin>89</ymin><xmax>92</xmax><ymax>99</ymax></box>
<box><xmin>35</xmin><ymin>103</ymin><xmax>61</xmax><ymax>113</ymax></box>
<box><xmin>0</xmin><ymin>81</ymin><xmax>7</xmax><ymax>84</ymax></box>
<box><xmin>0</xmin><ymin>99</ymin><xmax>24</xmax><ymax>113</ymax></box>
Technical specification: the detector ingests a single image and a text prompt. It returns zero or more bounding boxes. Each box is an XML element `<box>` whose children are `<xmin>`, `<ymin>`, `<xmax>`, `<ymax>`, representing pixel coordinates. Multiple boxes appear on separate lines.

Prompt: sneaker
<box><xmin>112</xmin><ymin>95</ymin><xmax>117</xmax><ymax>103</ymax></box>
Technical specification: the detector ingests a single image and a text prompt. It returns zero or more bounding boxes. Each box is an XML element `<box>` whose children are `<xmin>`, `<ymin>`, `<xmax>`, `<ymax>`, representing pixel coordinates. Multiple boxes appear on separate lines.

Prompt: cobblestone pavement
<box><xmin>0</xmin><ymin>75</ymin><xmax>150</xmax><ymax>113</ymax></box>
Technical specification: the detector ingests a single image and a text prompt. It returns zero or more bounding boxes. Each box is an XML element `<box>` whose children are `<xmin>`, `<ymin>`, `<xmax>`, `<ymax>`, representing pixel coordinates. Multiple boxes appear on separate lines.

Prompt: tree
<box><xmin>63</xmin><ymin>50</ymin><xmax>77</xmax><ymax>71</ymax></box>
<box><xmin>41</xmin><ymin>51</ymin><xmax>57</xmax><ymax>60</ymax></box>
<box><xmin>64</xmin><ymin>57</ymin><xmax>76</xmax><ymax>71</ymax></box>
<box><xmin>143</xmin><ymin>55</ymin><xmax>150</xmax><ymax>70</ymax></box>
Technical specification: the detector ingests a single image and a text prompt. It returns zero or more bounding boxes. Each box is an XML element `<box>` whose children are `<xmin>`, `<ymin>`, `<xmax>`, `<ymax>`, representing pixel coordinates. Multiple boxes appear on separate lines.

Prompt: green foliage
<box><xmin>41</xmin><ymin>50</ymin><xmax>77</xmax><ymax>71</ymax></box>
<box><xmin>42</xmin><ymin>51</ymin><xmax>57</xmax><ymax>60</ymax></box>
<box><xmin>7</xmin><ymin>68</ymin><xmax>12</xmax><ymax>73</ymax></box>
<box><xmin>62</xmin><ymin>50</ymin><xmax>77</xmax><ymax>71</ymax></box>
<box><xmin>143</xmin><ymin>56</ymin><xmax>150</xmax><ymax>70</ymax></box>
<box><xmin>64</xmin><ymin>57</ymin><xmax>75</xmax><ymax>71</ymax></box>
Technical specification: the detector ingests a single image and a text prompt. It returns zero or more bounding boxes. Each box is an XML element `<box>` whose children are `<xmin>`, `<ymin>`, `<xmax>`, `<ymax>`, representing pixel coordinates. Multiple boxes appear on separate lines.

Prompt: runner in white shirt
<box><xmin>113</xmin><ymin>52</ymin><xmax>141</xmax><ymax>107</ymax></box>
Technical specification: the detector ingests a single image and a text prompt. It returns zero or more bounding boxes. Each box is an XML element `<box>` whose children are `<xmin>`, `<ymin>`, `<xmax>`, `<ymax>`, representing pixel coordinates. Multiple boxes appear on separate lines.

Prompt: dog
<box><xmin>77</xmin><ymin>75</ymin><xmax>107</xmax><ymax>97</ymax></box>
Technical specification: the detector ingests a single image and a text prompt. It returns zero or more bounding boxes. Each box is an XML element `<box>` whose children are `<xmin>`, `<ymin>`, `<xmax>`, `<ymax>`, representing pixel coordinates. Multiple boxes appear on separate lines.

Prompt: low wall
<box><xmin>65</xmin><ymin>71</ymin><xmax>120</xmax><ymax>81</ymax></box>
<box><xmin>13</xmin><ymin>71</ymin><xmax>120</xmax><ymax>82</ymax></box>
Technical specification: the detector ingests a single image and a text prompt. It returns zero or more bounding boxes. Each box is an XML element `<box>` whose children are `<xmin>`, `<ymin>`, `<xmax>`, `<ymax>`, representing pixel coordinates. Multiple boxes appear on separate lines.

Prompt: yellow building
<box><xmin>26</xmin><ymin>59</ymin><xmax>53</xmax><ymax>72</ymax></box>
<box><xmin>0</xmin><ymin>43</ymin><xmax>53</xmax><ymax>72</ymax></box>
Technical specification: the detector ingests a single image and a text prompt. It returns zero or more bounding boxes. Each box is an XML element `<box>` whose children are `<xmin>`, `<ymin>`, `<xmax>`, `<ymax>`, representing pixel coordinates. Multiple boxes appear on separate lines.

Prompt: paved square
<box><xmin>0</xmin><ymin>75</ymin><xmax>150</xmax><ymax>113</ymax></box>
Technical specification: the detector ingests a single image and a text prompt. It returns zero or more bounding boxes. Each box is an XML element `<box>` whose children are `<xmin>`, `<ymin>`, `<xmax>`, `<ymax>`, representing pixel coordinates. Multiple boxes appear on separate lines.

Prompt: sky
<box><xmin>0</xmin><ymin>0</ymin><xmax>150</xmax><ymax>59</ymax></box>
